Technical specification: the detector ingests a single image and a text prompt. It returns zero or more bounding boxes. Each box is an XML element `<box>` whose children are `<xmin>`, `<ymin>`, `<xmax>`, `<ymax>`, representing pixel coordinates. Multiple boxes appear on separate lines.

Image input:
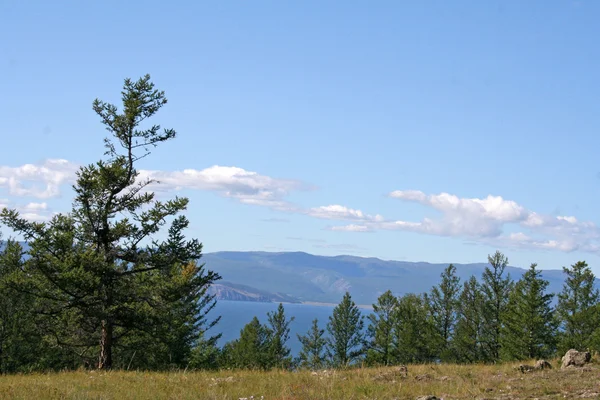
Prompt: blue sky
<box><xmin>1</xmin><ymin>0</ymin><xmax>600</xmax><ymax>272</ymax></box>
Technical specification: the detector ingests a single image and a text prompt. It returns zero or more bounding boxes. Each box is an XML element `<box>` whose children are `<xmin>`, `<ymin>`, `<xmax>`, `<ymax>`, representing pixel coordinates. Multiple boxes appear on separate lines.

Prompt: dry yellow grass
<box><xmin>0</xmin><ymin>360</ymin><xmax>599</xmax><ymax>400</ymax></box>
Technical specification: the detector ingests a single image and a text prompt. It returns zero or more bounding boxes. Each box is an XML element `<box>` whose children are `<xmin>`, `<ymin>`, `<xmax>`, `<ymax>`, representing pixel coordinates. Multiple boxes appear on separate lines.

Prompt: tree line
<box><xmin>211</xmin><ymin>252</ymin><xmax>600</xmax><ymax>370</ymax></box>
<box><xmin>0</xmin><ymin>75</ymin><xmax>598</xmax><ymax>373</ymax></box>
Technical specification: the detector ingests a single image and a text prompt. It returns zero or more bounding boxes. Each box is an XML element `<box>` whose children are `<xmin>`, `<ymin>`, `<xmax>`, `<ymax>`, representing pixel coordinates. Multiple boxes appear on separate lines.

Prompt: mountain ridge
<box><xmin>201</xmin><ymin>250</ymin><xmax>593</xmax><ymax>305</ymax></box>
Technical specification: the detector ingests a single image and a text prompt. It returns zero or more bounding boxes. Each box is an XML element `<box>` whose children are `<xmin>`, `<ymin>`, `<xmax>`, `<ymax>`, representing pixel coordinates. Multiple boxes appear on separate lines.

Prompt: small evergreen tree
<box><xmin>296</xmin><ymin>318</ymin><xmax>327</xmax><ymax>370</ymax></box>
<box><xmin>266</xmin><ymin>303</ymin><xmax>295</xmax><ymax>369</ymax></box>
<box><xmin>501</xmin><ymin>263</ymin><xmax>558</xmax><ymax>360</ymax></box>
<box><xmin>556</xmin><ymin>261</ymin><xmax>600</xmax><ymax>353</ymax></box>
<box><xmin>365</xmin><ymin>290</ymin><xmax>399</xmax><ymax>366</ymax></box>
<box><xmin>188</xmin><ymin>330</ymin><xmax>221</xmax><ymax>370</ymax></box>
<box><xmin>326</xmin><ymin>292</ymin><xmax>365</xmax><ymax>367</ymax></box>
<box><xmin>427</xmin><ymin>264</ymin><xmax>461</xmax><ymax>361</ymax></box>
<box><xmin>480</xmin><ymin>250</ymin><xmax>514</xmax><ymax>361</ymax></box>
<box><xmin>223</xmin><ymin>317</ymin><xmax>272</xmax><ymax>370</ymax></box>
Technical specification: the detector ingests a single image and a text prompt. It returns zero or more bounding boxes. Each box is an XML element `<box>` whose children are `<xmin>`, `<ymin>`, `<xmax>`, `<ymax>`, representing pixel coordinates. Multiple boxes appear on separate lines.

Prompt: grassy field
<box><xmin>0</xmin><ymin>360</ymin><xmax>599</xmax><ymax>400</ymax></box>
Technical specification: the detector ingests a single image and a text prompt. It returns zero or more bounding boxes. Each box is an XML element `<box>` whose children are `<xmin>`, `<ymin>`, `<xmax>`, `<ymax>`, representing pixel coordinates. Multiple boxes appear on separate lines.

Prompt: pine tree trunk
<box><xmin>98</xmin><ymin>320</ymin><xmax>113</xmax><ymax>370</ymax></box>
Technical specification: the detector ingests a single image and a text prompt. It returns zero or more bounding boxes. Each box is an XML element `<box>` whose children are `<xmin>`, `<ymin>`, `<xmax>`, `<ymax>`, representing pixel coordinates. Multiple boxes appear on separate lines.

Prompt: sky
<box><xmin>1</xmin><ymin>0</ymin><xmax>600</xmax><ymax>272</ymax></box>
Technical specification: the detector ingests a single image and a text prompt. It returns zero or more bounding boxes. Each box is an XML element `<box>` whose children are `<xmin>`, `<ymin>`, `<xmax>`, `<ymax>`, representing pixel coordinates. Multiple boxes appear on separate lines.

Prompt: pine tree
<box><xmin>392</xmin><ymin>293</ymin><xmax>436</xmax><ymax>363</ymax></box>
<box><xmin>326</xmin><ymin>292</ymin><xmax>365</xmax><ymax>367</ymax></box>
<box><xmin>266</xmin><ymin>303</ymin><xmax>295</xmax><ymax>369</ymax></box>
<box><xmin>0</xmin><ymin>240</ymin><xmax>43</xmax><ymax>372</ymax></box>
<box><xmin>0</xmin><ymin>75</ymin><xmax>221</xmax><ymax>370</ymax></box>
<box><xmin>453</xmin><ymin>276</ymin><xmax>485</xmax><ymax>363</ymax></box>
<box><xmin>365</xmin><ymin>290</ymin><xmax>399</xmax><ymax>366</ymax></box>
<box><xmin>427</xmin><ymin>264</ymin><xmax>461</xmax><ymax>361</ymax></box>
<box><xmin>296</xmin><ymin>318</ymin><xmax>327</xmax><ymax>370</ymax></box>
<box><xmin>223</xmin><ymin>316</ymin><xmax>272</xmax><ymax>370</ymax></box>
<box><xmin>188</xmin><ymin>330</ymin><xmax>221</xmax><ymax>370</ymax></box>
<box><xmin>501</xmin><ymin>263</ymin><xmax>558</xmax><ymax>360</ymax></box>
<box><xmin>480</xmin><ymin>250</ymin><xmax>514</xmax><ymax>361</ymax></box>
<box><xmin>556</xmin><ymin>261</ymin><xmax>600</xmax><ymax>353</ymax></box>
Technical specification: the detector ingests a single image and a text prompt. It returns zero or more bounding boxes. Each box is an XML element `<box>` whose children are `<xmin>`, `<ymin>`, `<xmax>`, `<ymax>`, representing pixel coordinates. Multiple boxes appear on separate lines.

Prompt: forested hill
<box><xmin>202</xmin><ymin>251</ymin><xmax>593</xmax><ymax>305</ymax></box>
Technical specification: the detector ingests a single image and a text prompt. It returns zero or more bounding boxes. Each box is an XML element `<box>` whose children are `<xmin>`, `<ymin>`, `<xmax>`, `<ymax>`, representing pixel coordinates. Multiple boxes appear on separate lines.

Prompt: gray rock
<box><xmin>561</xmin><ymin>349</ymin><xmax>591</xmax><ymax>369</ymax></box>
<box><xmin>534</xmin><ymin>359</ymin><xmax>552</xmax><ymax>370</ymax></box>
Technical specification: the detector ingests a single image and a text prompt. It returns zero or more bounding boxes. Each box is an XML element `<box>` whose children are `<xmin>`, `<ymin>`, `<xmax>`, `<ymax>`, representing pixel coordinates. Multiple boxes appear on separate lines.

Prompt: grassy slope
<box><xmin>2</xmin><ymin>360</ymin><xmax>599</xmax><ymax>400</ymax></box>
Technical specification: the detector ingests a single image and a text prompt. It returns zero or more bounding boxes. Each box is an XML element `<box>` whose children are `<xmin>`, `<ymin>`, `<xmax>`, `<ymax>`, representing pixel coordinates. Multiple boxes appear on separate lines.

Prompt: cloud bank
<box><xmin>1</xmin><ymin>159</ymin><xmax>598</xmax><ymax>255</ymax></box>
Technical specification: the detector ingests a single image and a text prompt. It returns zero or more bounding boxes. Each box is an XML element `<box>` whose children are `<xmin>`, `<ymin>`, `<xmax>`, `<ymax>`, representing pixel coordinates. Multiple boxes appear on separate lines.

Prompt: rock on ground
<box><xmin>534</xmin><ymin>359</ymin><xmax>552</xmax><ymax>370</ymax></box>
<box><xmin>561</xmin><ymin>349</ymin><xmax>591</xmax><ymax>369</ymax></box>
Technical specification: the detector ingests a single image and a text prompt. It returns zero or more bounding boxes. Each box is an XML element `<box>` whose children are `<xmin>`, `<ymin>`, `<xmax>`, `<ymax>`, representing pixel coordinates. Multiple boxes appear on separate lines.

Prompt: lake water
<box><xmin>209</xmin><ymin>301</ymin><xmax>373</xmax><ymax>356</ymax></box>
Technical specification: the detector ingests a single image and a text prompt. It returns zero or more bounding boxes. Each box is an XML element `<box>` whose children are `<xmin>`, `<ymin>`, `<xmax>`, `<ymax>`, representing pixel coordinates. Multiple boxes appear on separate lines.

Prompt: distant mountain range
<box><xmin>202</xmin><ymin>251</ymin><xmax>589</xmax><ymax>306</ymax></box>
<box><xmin>4</xmin><ymin>241</ymin><xmax>588</xmax><ymax>306</ymax></box>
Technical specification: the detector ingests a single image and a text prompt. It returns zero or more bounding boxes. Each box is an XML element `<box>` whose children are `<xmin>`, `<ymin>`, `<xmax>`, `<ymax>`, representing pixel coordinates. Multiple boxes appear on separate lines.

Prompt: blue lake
<box><xmin>208</xmin><ymin>301</ymin><xmax>373</xmax><ymax>356</ymax></box>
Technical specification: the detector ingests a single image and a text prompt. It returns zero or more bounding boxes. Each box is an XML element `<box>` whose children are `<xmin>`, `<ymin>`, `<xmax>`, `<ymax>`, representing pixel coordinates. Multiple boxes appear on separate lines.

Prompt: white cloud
<box><xmin>384</xmin><ymin>189</ymin><xmax>600</xmax><ymax>254</ymax></box>
<box><xmin>308</xmin><ymin>205</ymin><xmax>384</xmax><ymax>222</ymax></box>
<box><xmin>0</xmin><ymin>199</ymin><xmax>54</xmax><ymax>222</ymax></box>
<box><xmin>327</xmin><ymin>224</ymin><xmax>372</xmax><ymax>232</ymax></box>
<box><xmin>557</xmin><ymin>215</ymin><xmax>578</xmax><ymax>224</ymax></box>
<box><xmin>389</xmin><ymin>190</ymin><xmax>528</xmax><ymax>222</ymax></box>
<box><xmin>137</xmin><ymin>165</ymin><xmax>304</xmax><ymax>211</ymax></box>
<box><xmin>0</xmin><ymin>159</ymin><xmax>79</xmax><ymax>199</ymax></box>
<box><xmin>0</xmin><ymin>160</ymin><xmax>306</xmax><ymax>213</ymax></box>
<box><xmin>21</xmin><ymin>202</ymin><xmax>48</xmax><ymax>211</ymax></box>
<box><xmin>15</xmin><ymin>202</ymin><xmax>52</xmax><ymax>221</ymax></box>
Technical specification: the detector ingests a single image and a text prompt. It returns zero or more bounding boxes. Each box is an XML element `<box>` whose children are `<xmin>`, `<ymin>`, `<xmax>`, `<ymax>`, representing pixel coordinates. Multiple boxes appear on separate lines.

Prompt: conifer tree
<box><xmin>188</xmin><ymin>330</ymin><xmax>221</xmax><ymax>370</ymax></box>
<box><xmin>222</xmin><ymin>316</ymin><xmax>272</xmax><ymax>370</ymax></box>
<box><xmin>556</xmin><ymin>261</ymin><xmax>600</xmax><ymax>353</ymax></box>
<box><xmin>326</xmin><ymin>292</ymin><xmax>365</xmax><ymax>367</ymax></box>
<box><xmin>0</xmin><ymin>239</ymin><xmax>45</xmax><ymax>372</ymax></box>
<box><xmin>365</xmin><ymin>290</ymin><xmax>399</xmax><ymax>366</ymax></box>
<box><xmin>453</xmin><ymin>276</ymin><xmax>485</xmax><ymax>363</ymax></box>
<box><xmin>392</xmin><ymin>293</ymin><xmax>436</xmax><ymax>363</ymax></box>
<box><xmin>480</xmin><ymin>250</ymin><xmax>514</xmax><ymax>361</ymax></box>
<box><xmin>296</xmin><ymin>318</ymin><xmax>327</xmax><ymax>370</ymax></box>
<box><xmin>266</xmin><ymin>303</ymin><xmax>295</xmax><ymax>369</ymax></box>
<box><xmin>501</xmin><ymin>263</ymin><xmax>558</xmax><ymax>360</ymax></box>
<box><xmin>427</xmin><ymin>264</ymin><xmax>461</xmax><ymax>361</ymax></box>
<box><xmin>0</xmin><ymin>75</ymin><xmax>221</xmax><ymax>370</ymax></box>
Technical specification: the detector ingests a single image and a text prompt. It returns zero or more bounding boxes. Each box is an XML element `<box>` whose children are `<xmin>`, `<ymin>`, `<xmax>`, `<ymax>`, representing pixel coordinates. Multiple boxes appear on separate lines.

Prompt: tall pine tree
<box><xmin>453</xmin><ymin>276</ymin><xmax>485</xmax><ymax>363</ymax></box>
<box><xmin>0</xmin><ymin>75</ymin><xmax>221</xmax><ymax>370</ymax></box>
<box><xmin>480</xmin><ymin>250</ymin><xmax>514</xmax><ymax>362</ymax></box>
<box><xmin>501</xmin><ymin>263</ymin><xmax>557</xmax><ymax>360</ymax></box>
<box><xmin>556</xmin><ymin>261</ymin><xmax>600</xmax><ymax>353</ymax></box>
<box><xmin>392</xmin><ymin>293</ymin><xmax>436</xmax><ymax>363</ymax></box>
<box><xmin>427</xmin><ymin>264</ymin><xmax>461</xmax><ymax>361</ymax></box>
<box><xmin>266</xmin><ymin>303</ymin><xmax>295</xmax><ymax>369</ymax></box>
<box><xmin>365</xmin><ymin>290</ymin><xmax>399</xmax><ymax>366</ymax></box>
<box><xmin>326</xmin><ymin>292</ymin><xmax>365</xmax><ymax>367</ymax></box>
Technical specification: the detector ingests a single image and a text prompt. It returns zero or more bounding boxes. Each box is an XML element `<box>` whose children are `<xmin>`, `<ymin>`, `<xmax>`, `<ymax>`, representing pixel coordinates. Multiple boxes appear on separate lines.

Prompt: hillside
<box><xmin>203</xmin><ymin>251</ymin><xmax>585</xmax><ymax>305</ymax></box>
<box><xmin>207</xmin><ymin>281</ymin><xmax>301</xmax><ymax>303</ymax></box>
<box><xmin>2</xmin><ymin>361</ymin><xmax>598</xmax><ymax>399</ymax></box>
